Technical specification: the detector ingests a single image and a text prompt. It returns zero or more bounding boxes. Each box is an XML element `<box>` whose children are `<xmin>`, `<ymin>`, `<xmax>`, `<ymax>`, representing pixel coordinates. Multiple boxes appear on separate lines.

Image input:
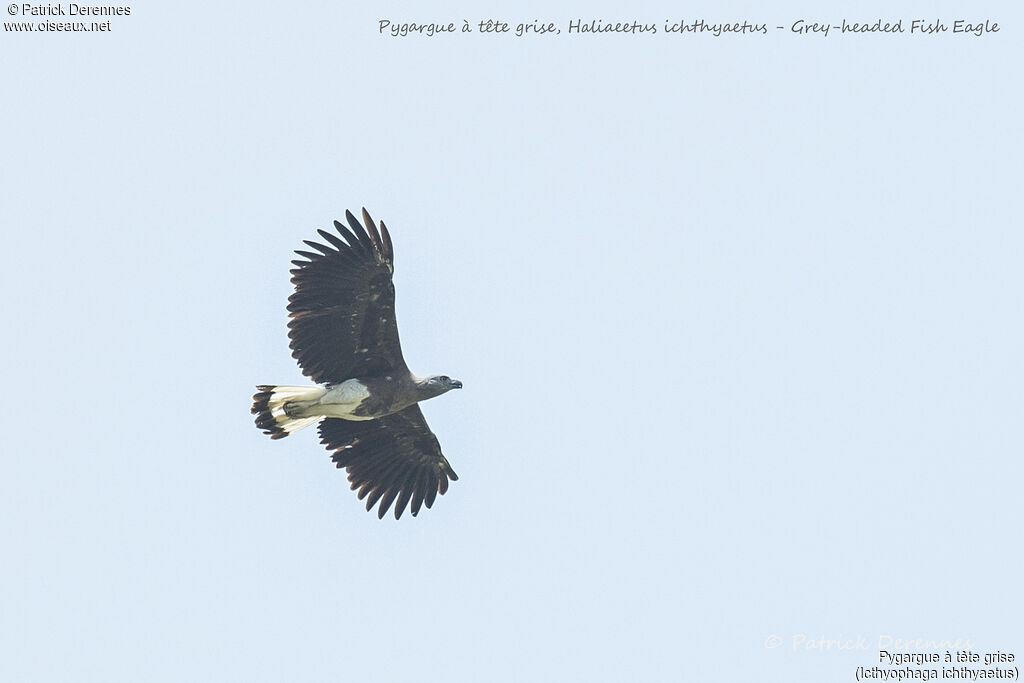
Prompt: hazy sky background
<box><xmin>2</xmin><ymin>1</ymin><xmax>1021</xmax><ymax>681</ymax></box>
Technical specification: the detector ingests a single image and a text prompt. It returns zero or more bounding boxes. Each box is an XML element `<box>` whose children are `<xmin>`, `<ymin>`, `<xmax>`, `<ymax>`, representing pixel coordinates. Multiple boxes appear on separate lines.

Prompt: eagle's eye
<box><xmin>438</xmin><ymin>375</ymin><xmax>450</xmax><ymax>383</ymax></box>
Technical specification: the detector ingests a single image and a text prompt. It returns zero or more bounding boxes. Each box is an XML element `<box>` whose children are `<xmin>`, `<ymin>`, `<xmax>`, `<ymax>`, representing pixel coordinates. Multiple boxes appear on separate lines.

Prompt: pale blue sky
<box><xmin>2</xmin><ymin>1</ymin><xmax>1021</xmax><ymax>681</ymax></box>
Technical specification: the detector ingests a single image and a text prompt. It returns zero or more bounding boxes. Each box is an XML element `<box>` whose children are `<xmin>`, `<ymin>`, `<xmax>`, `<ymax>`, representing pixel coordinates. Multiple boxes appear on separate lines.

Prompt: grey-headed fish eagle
<box><xmin>252</xmin><ymin>209</ymin><xmax>462</xmax><ymax>519</ymax></box>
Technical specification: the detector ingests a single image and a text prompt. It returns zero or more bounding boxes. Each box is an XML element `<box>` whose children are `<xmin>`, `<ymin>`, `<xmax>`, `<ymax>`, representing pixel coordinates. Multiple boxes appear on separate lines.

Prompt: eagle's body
<box><xmin>251</xmin><ymin>209</ymin><xmax>462</xmax><ymax>519</ymax></box>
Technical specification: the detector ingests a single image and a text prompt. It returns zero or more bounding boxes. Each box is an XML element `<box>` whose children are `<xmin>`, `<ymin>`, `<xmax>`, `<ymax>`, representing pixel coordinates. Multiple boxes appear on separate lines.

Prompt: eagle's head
<box><xmin>417</xmin><ymin>374</ymin><xmax>463</xmax><ymax>400</ymax></box>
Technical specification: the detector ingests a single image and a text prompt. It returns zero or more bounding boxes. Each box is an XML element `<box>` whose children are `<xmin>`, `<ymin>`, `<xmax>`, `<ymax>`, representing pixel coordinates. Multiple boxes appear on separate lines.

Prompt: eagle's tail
<box><xmin>251</xmin><ymin>385</ymin><xmax>326</xmax><ymax>439</ymax></box>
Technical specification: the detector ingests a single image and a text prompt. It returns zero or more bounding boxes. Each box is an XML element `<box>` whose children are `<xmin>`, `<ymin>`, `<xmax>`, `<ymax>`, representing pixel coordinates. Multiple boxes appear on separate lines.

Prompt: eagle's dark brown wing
<box><xmin>287</xmin><ymin>208</ymin><xmax>404</xmax><ymax>384</ymax></box>
<box><xmin>319</xmin><ymin>405</ymin><xmax>459</xmax><ymax>519</ymax></box>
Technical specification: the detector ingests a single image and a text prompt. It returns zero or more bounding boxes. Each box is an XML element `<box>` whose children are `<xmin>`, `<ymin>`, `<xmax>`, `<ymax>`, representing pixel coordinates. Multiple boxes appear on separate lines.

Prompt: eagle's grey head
<box><xmin>416</xmin><ymin>374</ymin><xmax>463</xmax><ymax>400</ymax></box>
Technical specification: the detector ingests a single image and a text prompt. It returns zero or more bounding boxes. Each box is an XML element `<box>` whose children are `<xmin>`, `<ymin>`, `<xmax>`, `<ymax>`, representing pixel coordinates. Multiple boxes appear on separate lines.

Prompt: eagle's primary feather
<box><xmin>252</xmin><ymin>209</ymin><xmax>462</xmax><ymax>519</ymax></box>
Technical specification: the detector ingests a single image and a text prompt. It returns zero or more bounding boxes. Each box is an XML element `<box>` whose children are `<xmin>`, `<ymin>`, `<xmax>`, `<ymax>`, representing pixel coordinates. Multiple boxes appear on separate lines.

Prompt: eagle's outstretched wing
<box><xmin>319</xmin><ymin>405</ymin><xmax>459</xmax><ymax>519</ymax></box>
<box><xmin>287</xmin><ymin>208</ymin><xmax>404</xmax><ymax>384</ymax></box>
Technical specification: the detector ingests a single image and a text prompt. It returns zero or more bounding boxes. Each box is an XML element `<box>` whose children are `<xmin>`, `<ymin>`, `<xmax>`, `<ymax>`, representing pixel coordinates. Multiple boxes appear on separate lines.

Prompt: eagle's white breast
<box><xmin>317</xmin><ymin>379</ymin><xmax>374</xmax><ymax>420</ymax></box>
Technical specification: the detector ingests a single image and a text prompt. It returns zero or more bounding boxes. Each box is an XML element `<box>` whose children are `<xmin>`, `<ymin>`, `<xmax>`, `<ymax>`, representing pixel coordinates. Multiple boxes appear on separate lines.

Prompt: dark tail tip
<box><xmin>252</xmin><ymin>386</ymin><xmax>288</xmax><ymax>439</ymax></box>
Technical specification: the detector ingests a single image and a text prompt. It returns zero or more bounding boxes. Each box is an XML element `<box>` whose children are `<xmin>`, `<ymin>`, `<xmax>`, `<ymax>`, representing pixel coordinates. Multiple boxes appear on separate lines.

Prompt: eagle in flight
<box><xmin>251</xmin><ymin>209</ymin><xmax>462</xmax><ymax>519</ymax></box>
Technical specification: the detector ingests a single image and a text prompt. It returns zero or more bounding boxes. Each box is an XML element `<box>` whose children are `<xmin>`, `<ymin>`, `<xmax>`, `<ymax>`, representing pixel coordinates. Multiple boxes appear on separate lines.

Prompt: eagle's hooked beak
<box><xmin>450</xmin><ymin>379</ymin><xmax>463</xmax><ymax>389</ymax></box>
